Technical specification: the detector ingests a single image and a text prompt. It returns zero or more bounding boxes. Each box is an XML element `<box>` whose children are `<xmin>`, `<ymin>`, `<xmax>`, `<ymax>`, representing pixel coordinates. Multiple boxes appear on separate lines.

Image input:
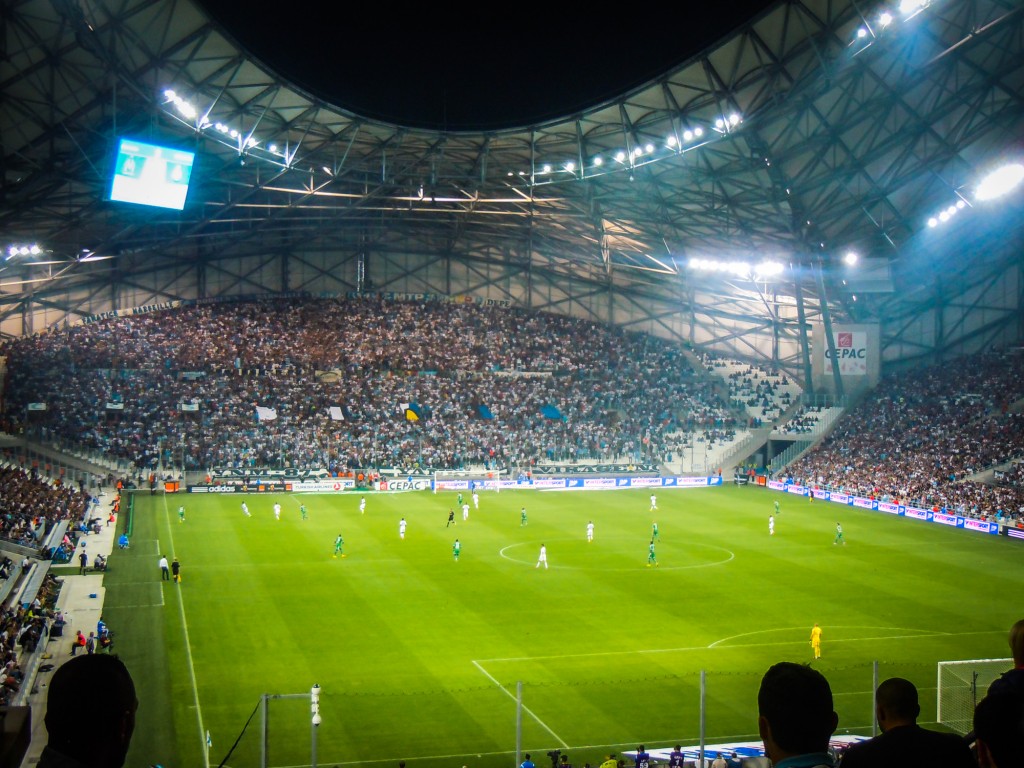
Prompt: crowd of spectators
<box><xmin>2</xmin><ymin>297</ymin><xmax>738</xmax><ymax>473</ymax></box>
<box><xmin>787</xmin><ymin>350</ymin><xmax>1024</xmax><ymax>518</ymax></box>
<box><xmin>777</xmin><ymin>405</ymin><xmax>834</xmax><ymax>436</ymax></box>
<box><xmin>703</xmin><ymin>355</ymin><xmax>797</xmax><ymax>426</ymax></box>
<box><xmin>0</xmin><ymin>464</ymin><xmax>93</xmax><ymax>704</ymax></box>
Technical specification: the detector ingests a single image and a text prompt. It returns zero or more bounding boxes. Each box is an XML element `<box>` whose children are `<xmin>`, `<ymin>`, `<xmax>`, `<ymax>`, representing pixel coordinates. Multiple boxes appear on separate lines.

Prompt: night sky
<box><xmin>197</xmin><ymin>2</ymin><xmax>779</xmax><ymax>130</ymax></box>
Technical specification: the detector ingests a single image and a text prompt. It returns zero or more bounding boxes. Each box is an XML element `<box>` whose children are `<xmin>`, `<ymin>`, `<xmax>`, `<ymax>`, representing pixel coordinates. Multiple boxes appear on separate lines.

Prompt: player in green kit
<box><xmin>652</xmin><ymin>521</ymin><xmax>659</xmax><ymax>540</ymax></box>
<box><xmin>834</xmin><ymin>522</ymin><xmax>845</xmax><ymax>545</ymax></box>
<box><xmin>647</xmin><ymin>540</ymin><xmax>659</xmax><ymax>567</ymax></box>
<box><xmin>333</xmin><ymin>534</ymin><xmax>345</xmax><ymax>558</ymax></box>
<box><xmin>774</xmin><ymin>500</ymin><xmax>780</xmax><ymax>515</ymax></box>
<box><xmin>300</xmin><ymin>503</ymin><xmax>308</xmax><ymax>520</ymax></box>
<box><xmin>453</xmin><ymin>539</ymin><xmax>461</xmax><ymax>561</ymax></box>
<box><xmin>178</xmin><ymin>505</ymin><xmax>185</xmax><ymax>523</ymax></box>
<box><xmin>457</xmin><ymin>492</ymin><xmax>463</xmax><ymax>507</ymax></box>
<box><xmin>520</xmin><ymin>507</ymin><xmax>528</xmax><ymax>526</ymax></box>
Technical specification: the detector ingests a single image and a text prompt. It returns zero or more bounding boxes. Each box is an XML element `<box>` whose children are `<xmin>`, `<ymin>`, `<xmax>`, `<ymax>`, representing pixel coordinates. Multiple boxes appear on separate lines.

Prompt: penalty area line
<box><xmin>471</xmin><ymin>660</ymin><xmax>569</xmax><ymax>749</ymax></box>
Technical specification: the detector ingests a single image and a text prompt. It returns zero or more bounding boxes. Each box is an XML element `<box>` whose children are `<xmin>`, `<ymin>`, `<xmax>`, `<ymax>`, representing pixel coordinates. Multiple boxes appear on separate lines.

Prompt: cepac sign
<box><xmin>825</xmin><ymin>331</ymin><xmax>868</xmax><ymax>375</ymax></box>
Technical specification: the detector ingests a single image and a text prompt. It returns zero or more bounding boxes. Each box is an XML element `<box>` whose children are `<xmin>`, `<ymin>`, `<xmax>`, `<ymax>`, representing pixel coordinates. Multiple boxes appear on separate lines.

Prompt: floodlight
<box><xmin>879</xmin><ymin>12</ymin><xmax>893</xmax><ymax>27</ymax></box>
<box><xmin>693</xmin><ymin>127</ymin><xmax>703</xmax><ymax>137</ymax></box>
<box><xmin>899</xmin><ymin>0</ymin><xmax>928</xmax><ymax>15</ymax></box>
<box><xmin>715</xmin><ymin>118</ymin><xmax>725</xmax><ymax>129</ymax></box>
<box><xmin>666</xmin><ymin>135</ymin><xmax>677</xmax><ymax>148</ymax></box>
<box><xmin>975</xmin><ymin>163</ymin><xmax>1024</xmax><ymax>201</ymax></box>
<box><xmin>927</xmin><ymin>217</ymin><xmax>938</xmax><ymax>227</ymax></box>
<box><xmin>593</xmin><ymin>156</ymin><xmax>603</xmax><ymax>167</ymax></box>
<box><xmin>632</xmin><ymin>147</ymin><xmax>643</xmax><ymax>158</ymax></box>
<box><xmin>683</xmin><ymin>130</ymin><xmax>693</xmax><ymax>141</ymax></box>
<box><xmin>729</xmin><ymin>113</ymin><xmax>740</xmax><ymax>126</ymax></box>
<box><xmin>564</xmin><ymin>161</ymin><xmax>575</xmax><ymax>172</ymax></box>
<box><xmin>615</xmin><ymin>151</ymin><xmax>626</xmax><ymax>163</ymax></box>
<box><xmin>857</xmin><ymin>27</ymin><xmax>868</xmax><ymax>38</ymax></box>
<box><xmin>843</xmin><ymin>251</ymin><xmax>858</xmax><ymax>266</ymax></box>
<box><xmin>542</xmin><ymin>164</ymin><xmax>551</xmax><ymax>174</ymax></box>
<box><xmin>939</xmin><ymin>211</ymin><xmax>950</xmax><ymax>222</ymax></box>
<box><xmin>269</xmin><ymin>144</ymin><xmax>278</xmax><ymax>153</ymax></box>
<box><xmin>644</xmin><ymin>143</ymin><xmax>654</xmax><ymax>154</ymax></box>
<box><xmin>164</xmin><ymin>89</ymin><xmax>176</xmax><ymax>100</ymax></box>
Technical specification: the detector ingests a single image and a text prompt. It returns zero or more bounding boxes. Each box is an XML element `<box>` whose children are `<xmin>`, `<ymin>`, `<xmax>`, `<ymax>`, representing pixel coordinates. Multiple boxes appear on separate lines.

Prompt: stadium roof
<box><xmin>2</xmin><ymin>0</ymin><xmax>1023</xmax><ymax>371</ymax></box>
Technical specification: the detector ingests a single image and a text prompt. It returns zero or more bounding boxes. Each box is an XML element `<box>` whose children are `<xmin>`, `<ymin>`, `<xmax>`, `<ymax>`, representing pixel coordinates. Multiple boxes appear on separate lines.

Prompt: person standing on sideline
<box><xmin>85</xmin><ymin>632</ymin><xmax>95</xmax><ymax>655</ymax></box>
<box><xmin>520</xmin><ymin>755</ymin><xmax>535</xmax><ymax>768</ymax></box>
<box><xmin>171</xmin><ymin>557</ymin><xmax>181</xmax><ymax>583</ymax></box>
<box><xmin>840</xmin><ymin>677</ymin><xmax>975</xmax><ymax>768</ymax></box>
<box><xmin>810</xmin><ymin>623</ymin><xmax>822</xmax><ymax>659</ymax></box>
<box><xmin>634</xmin><ymin>745</ymin><xmax>651</xmax><ymax>768</ymax></box>
<box><xmin>333</xmin><ymin>534</ymin><xmax>344</xmax><ymax>558</ymax></box>
<box><xmin>158</xmin><ymin>555</ymin><xmax>169</xmax><ymax>581</ymax></box>
<box><xmin>79</xmin><ymin>551</ymin><xmax>88</xmax><ymax>574</ymax></box>
<box><xmin>587</xmin><ymin>520</ymin><xmax>595</xmax><ymax>542</ymax></box>
<box><xmin>241</xmin><ymin>501</ymin><xmax>250</xmax><ymax>517</ymax></box>
<box><xmin>446</xmin><ymin>508</ymin><xmax>455</xmax><ymax>527</ymax></box>
<box><xmin>668</xmin><ymin>746</ymin><xmax>685</xmax><ymax>768</ymax></box>
<box><xmin>178</xmin><ymin>504</ymin><xmax>185</xmax><ymax>523</ymax></box>
<box><xmin>399</xmin><ymin>518</ymin><xmax>407</xmax><ymax>540</ymax></box>
<box><xmin>834</xmin><ymin>522</ymin><xmax>845</xmax><ymax>545</ymax></box>
<box><xmin>452</xmin><ymin>539</ymin><xmax>460</xmax><ymax>561</ymax></box>
<box><xmin>536</xmin><ymin>544</ymin><xmax>548</xmax><ymax>569</ymax></box>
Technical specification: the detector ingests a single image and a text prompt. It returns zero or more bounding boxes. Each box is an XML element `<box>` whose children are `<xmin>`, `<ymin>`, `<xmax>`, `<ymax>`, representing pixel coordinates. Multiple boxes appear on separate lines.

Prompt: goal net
<box><xmin>432</xmin><ymin>469</ymin><xmax>506</xmax><ymax>493</ymax></box>
<box><xmin>937</xmin><ymin>658</ymin><xmax>1011</xmax><ymax>734</ymax></box>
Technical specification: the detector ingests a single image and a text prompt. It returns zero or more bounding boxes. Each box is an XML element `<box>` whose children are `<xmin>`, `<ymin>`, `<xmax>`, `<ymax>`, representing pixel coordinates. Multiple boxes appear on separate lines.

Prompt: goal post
<box><xmin>936</xmin><ymin>658</ymin><xmax>1011</xmax><ymax>734</ymax></box>
<box><xmin>432</xmin><ymin>469</ymin><xmax>506</xmax><ymax>493</ymax></box>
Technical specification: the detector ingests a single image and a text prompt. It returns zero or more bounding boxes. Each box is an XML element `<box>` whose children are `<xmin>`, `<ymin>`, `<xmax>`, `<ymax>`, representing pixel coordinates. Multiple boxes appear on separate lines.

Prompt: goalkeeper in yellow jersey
<box><xmin>810</xmin><ymin>623</ymin><xmax>822</xmax><ymax>659</ymax></box>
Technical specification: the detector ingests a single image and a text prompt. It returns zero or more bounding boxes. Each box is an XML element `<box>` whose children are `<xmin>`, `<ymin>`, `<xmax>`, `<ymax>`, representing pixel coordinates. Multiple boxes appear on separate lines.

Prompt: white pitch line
<box><xmin>471</xmin><ymin>660</ymin><xmax>569</xmax><ymax>748</ymax></box>
<box><xmin>478</xmin><ymin>629</ymin><xmax>999</xmax><ymax>664</ymax></box>
<box><xmin>162</xmin><ymin>494</ymin><xmax>209</xmax><ymax>768</ymax></box>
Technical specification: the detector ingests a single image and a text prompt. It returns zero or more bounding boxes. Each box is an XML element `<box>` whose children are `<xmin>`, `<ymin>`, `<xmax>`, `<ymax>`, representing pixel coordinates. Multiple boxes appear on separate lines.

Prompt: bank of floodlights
<box><xmin>508</xmin><ymin>120</ymin><xmax>716</xmax><ymax>184</ymax></box>
<box><xmin>161</xmin><ymin>88</ymin><xmax>296</xmax><ymax>167</ymax></box>
<box><xmin>852</xmin><ymin>0</ymin><xmax>931</xmax><ymax>48</ymax></box>
<box><xmin>5</xmin><ymin>244</ymin><xmax>43</xmax><ymax>260</ymax></box>
<box><xmin>926</xmin><ymin>162</ymin><xmax>1024</xmax><ymax>229</ymax></box>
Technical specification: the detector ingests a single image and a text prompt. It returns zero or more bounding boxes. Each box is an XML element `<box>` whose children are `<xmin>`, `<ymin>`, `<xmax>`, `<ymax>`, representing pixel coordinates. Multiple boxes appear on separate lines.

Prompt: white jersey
<box><xmin>241</xmin><ymin>502</ymin><xmax>250</xmax><ymax>517</ymax></box>
<box><xmin>273</xmin><ymin>503</ymin><xmax>281</xmax><ymax>520</ymax></box>
<box><xmin>536</xmin><ymin>545</ymin><xmax>548</xmax><ymax>568</ymax></box>
<box><xmin>586</xmin><ymin>522</ymin><xmax>594</xmax><ymax>541</ymax></box>
<box><xmin>472</xmin><ymin>492</ymin><xmax>479</xmax><ymax>509</ymax></box>
<box><xmin>650</xmin><ymin>494</ymin><xmax>658</xmax><ymax>510</ymax></box>
<box><xmin>462</xmin><ymin>503</ymin><xmax>470</xmax><ymax>520</ymax></box>
<box><xmin>399</xmin><ymin>519</ymin><xmax>407</xmax><ymax>538</ymax></box>
<box><xmin>359</xmin><ymin>498</ymin><xmax>366</xmax><ymax>513</ymax></box>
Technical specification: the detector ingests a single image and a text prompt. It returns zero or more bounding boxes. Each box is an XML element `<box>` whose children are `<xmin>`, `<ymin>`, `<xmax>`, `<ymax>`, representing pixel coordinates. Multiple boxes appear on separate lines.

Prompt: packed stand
<box><xmin>775</xmin><ymin>405</ymin><xmax>842</xmax><ymax>436</ymax></box>
<box><xmin>786</xmin><ymin>350</ymin><xmax>1024</xmax><ymax>516</ymax></box>
<box><xmin>0</xmin><ymin>466</ymin><xmax>89</xmax><ymax>551</ymax></box>
<box><xmin>2</xmin><ymin>297</ymin><xmax>737</xmax><ymax>472</ymax></box>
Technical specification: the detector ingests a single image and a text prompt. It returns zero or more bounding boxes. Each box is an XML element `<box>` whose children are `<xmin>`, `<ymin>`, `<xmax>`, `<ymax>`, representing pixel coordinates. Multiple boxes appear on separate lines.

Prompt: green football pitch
<box><xmin>102</xmin><ymin>485</ymin><xmax>1021</xmax><ymax>768</ymax></box>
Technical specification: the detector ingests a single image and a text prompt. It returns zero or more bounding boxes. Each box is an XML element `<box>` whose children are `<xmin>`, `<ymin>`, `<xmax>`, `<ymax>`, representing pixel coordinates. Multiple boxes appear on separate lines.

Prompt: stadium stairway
<box><xmin>19</xmin><ymin>493</ymin><xmax>117</xmax><ymax>766</ymax></box>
